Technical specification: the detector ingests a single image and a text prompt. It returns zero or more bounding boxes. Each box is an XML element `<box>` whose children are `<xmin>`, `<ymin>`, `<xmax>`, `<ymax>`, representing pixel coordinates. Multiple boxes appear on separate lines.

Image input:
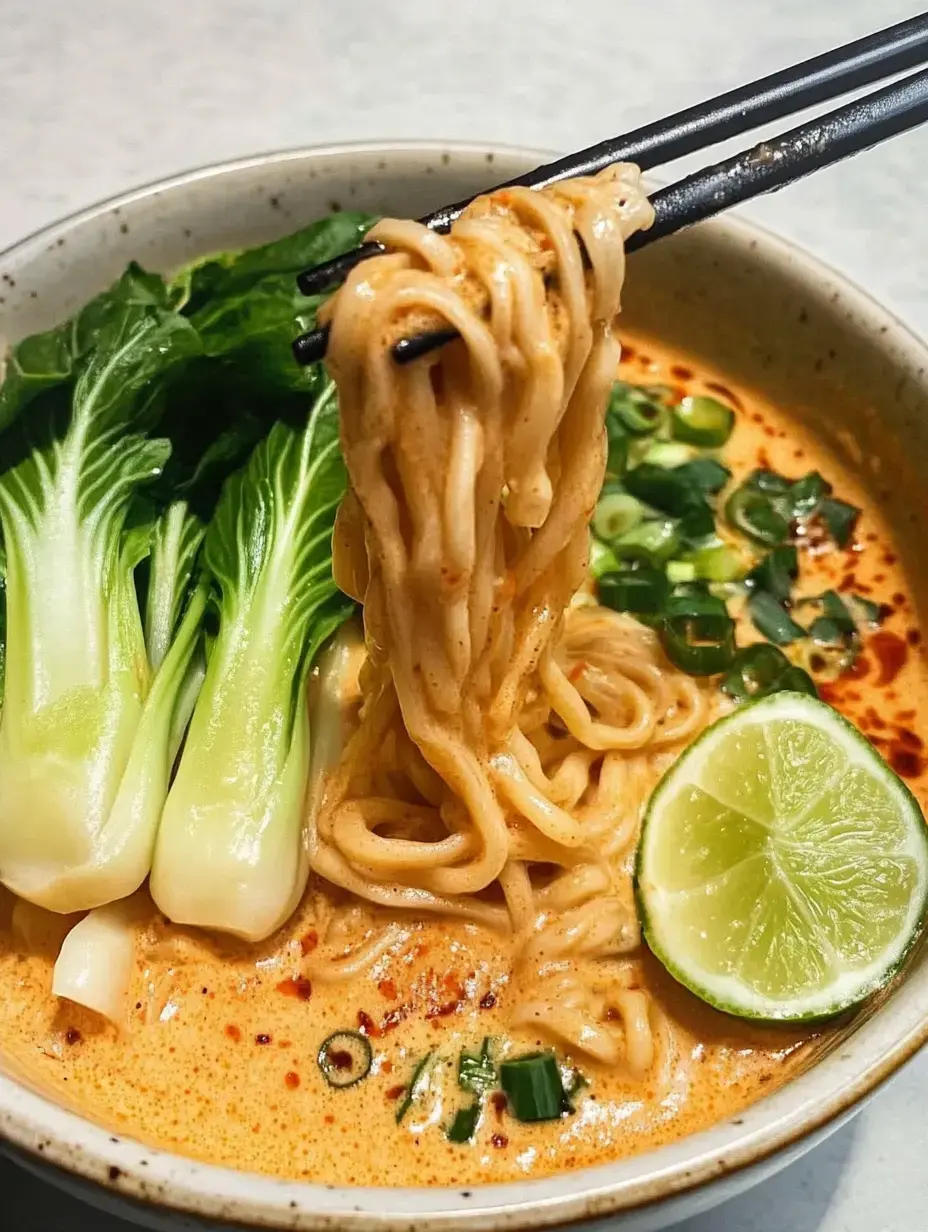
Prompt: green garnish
<box><xmin>725</xmin><ymin>485</ymin><xmax>791</xmax><ymax>546</ymax></box>
<box><xmin>612</xmin><ymin>517</ymin><xmax>681</xmax><ymax>566</ymax></box>
<box><xmin>592</xmin><ymin>491</ymin><xmax>644</xmax><ymax>542</ymax></box>
<box><xmin>500</xmin><ymin>1051</ymin><xmax>566</xmax><ymax>1123</ymax></box>
<box><xmin>746</xmin><ymin>545</ymin><xmax>799</xmax><ymax>602</ymax></box>
<box><xmin>599</xmin><ymin>567</ymin><xmax>670</xmax><ymax>616</ymax></box>
<box><xmin>721</xmin><ymin>643</ymin><xmax>817</xmax><ymax>701</ymax></box>
<box><xmin>317</xmin><ymin>1031</ymin><xmax>373</xmax><ymax>1089</ymax></box>
<box><xmin>561</xmin><ymin>1067</ymin><xmax>590</xmax><ymax>1114</ymax></box>
<box><xmin>624</xmin><ymin>463</ymin><xmax>714</xmax><ymax>539</ymax></box>
<box><xmin>641</xmin><ymin>441</ymin><xmax>696</xmax><ymax>469</ymax></box>
<box><xmin>819</xmin><ymin>496</ymin><xmax>860</xmax><ymax>547</ymax></box>
<box><xmin>674</xmin><ymin>456</ymin><xmax>731</xmax><ymax>495</ymax></box>
<box><xmin>607</xmin><ymin>381</ymin><xmax>669</xmax><ymax>436</ymax></box>
<box><xmin>687</xmin><ymin>542</ymin><xmax>747</xmax><ymax>583</ymax></box>
<box><xmin>671</xmin><ymin>395</ymin><xmax>735</xmax><ymax>447</ymax></box>
<box><xmin>660</xmin><ymin>588</ymin><xmax>736</xmax><ymax>675</ymax></box>
<box><xmin>395</xmin><ymin>1051</ymin><xmax>437</xmax><ymax>1124</ymax></box>
<box><xmin>446</xmin><ymin>1102</ymin><xmax>482</xmax><ymax>1144</ymax></box>
<box><xmin>748</xmin><ymin>591</ymin><xmax>806</xmax><ymax>645</ymax></box>
<box><xmin>458</xmin><ymin>1038</ymin><xmax>497</xmax><ymax>1096</ymax></box>
<box><xmin>588</xmin><ymin>537</ymin><xmax>620</xmax><ymax>580</ymax></box>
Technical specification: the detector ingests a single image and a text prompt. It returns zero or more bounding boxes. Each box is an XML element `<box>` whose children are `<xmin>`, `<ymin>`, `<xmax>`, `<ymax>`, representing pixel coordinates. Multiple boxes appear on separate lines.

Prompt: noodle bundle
<box><xmin>313</xmin><ymin>165</ymin><xmax>714</xmax><ymax>1075</ymax></box>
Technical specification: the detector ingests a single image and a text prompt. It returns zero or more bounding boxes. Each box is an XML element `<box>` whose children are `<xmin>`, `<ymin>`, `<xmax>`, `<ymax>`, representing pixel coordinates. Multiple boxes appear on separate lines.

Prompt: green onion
<box><xmin>592</xmin><ymin>491</ymin><xmax>644</xmax><ymax>542</ymax></box>
<box><xmin>795</xmin><ymin>589</ymin><xmax>855</xmax><ymax>637</ymax></box>
<box><xmin>722</xmin><ymin>644</ymin><xmax>816</xmax><ymax>701</ymax></box>
<box><xmin>607</xmin><ymin>381</ymin><xmax>668</xmax><ymax>436</ymax></box>
<box><xmin>725</xmin><ymin>486</ymin><xmax>790</xmax><ymax>546</ymax></box>
<box><xmin>746</xmin><ymin>469</ymin><xmax>792</xmax><ymax>495</ymax></box>
<box><xmin>500</xmin><ymin>1051</ymin><xmax>566</xmax><ymax>1122</ymax></box>
<box><xmin>446</xmin><ymin>1101</ymin><xmax>482</xmax><ymax>1144</ymax></box>
<box><xmin>674</xmin><ymin>456</ymin><xmax>731</xmax><ymax>495</ymax></box>
<box><xmin>849</xmin><ymin>593</ymin><xmax>883</xmax><ymax>626</ymax></box>
<box><xmin>679</xmin><ymin>501</ymin><xmax>716</xmax><ymax>540</ymax></box>
<box><xmin>624</xmin><ymin>463</ymin><xmax>706</xmax><ymax>517</ymax></box>
<box><xmin>612</xmin><ymin>518</ymin><xmax>681</xmax><ymax>566</ymax></box>
<box><xmin>819</xmin><ymin>496</ymin><xmax>860</xmax><ymax>547</ymax></box>
<box><xmin>689</xmin><ymin>542</ymin><xmax>748</xmax><ymax>583</ymax></box>
<box><xmin>667</xmin><ymin>560</ymin><xmax>697</xmax><ymax>584</ymax></box>
<box><xmin>660</xmin><ymin>589</ymin><xmax>735</xmax><ymax>675</ymax></box>
<box><xmin>642</xmin><ymin>441</ymin><xmax>696</xmax><ymax>469</ymax></box>
<box><xmin>748</xmin><ymin>591</ymin><xmax>805</xmax><ymax>645</ymax></box>
<box><xmin>395</xmin><ymin>1051</ymin><xmax>437</xmax><ymax>1123</ymax></box>
<box><xmin>458</xmin><ymin>1038</ymin><xmax>497</xmax><ymax>1096</ymax></box>
<box><xmin>788</xmin><ymin>471</ymin><xmax>830</xmax><ymax>519</ymax></box>
<box><xmin>598</xmin><ymin>567</ymin><xmax>670</xmax><ymax>615</ymax></box>
<box><xmin>746</xmin><ymin>545</ymin><xmax>798</xmax><ymax>601</ymax></box>
<box><xmin>605</xmin><ymin>418</ymin><xmax>630</xmax><ymax>480</ymax></box>
<box><xmin>588</xmin><ymin>537</ymin><xmax>620</xmax><ymax>580</ymax></box>
<box><xmin>671</xmin><ymin>395</ymin><xmax>735</xmax><ymax>447</ymax></box>
<box><xmin>317</xmin><ymin>1031</ymin><xmax>373</xmax><ymax>1090</ymax></box>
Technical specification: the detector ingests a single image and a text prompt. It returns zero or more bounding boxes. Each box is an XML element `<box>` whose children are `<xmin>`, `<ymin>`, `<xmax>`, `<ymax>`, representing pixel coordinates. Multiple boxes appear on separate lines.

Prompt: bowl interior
<box><xmin>1</xmin><ymin>142</ymin><xmax>928</xmax><ymax>1231</ymax></box>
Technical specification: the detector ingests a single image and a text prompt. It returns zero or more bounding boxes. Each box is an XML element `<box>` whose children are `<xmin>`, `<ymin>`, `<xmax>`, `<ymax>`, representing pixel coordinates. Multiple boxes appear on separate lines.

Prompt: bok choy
<box><xmin>0</xmin><ymin>299</ymin><xmax>208</xmax><ymax>913</ymax></box>
<box><xmin>150</xmin><ymin>374</ymin><xmax>351</xmax><ymax>941</ymax></box>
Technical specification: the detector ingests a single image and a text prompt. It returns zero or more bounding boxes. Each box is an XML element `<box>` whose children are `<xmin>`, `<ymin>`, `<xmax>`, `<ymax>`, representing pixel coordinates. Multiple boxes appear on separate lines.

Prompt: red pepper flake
<box><xmin>870</xmin><ymin>631</ymin><xmax>908</xmax><ymax>687</ymax></box>
<box><xmin>300</xmin><ymin>930</ymin><xmax>319</xmax><ymax>955</ymax></box>
<box><xmin>620</xmin><ymin>341</ymin><xmax>637</xmax><ymax>361</ymax></box>
<box><xmin>479</xmin><ymin>992</ymin><xmax>497</xmax><ymax>1010</ymax></box>
<box><xmin>284</xmin><ymin>1071</ymin><xmax>301</xmax><ymax>1090</ymax></box>
<box><xmin>491</xmin><ymin>1134</ymin><xmax>509</xmax><ymax>1149</ymax></box>
<box><xmin>64</xmin><ymin>1028</ymin><xmax>82</xmax><ymax>1045</ymax></box>
<box><xmin>893</xmin><ymin>592</ymin><xmax>906</xmax><ymax>606</ymax></box>
<box><xmin>378</xmin><ymin>979</ymin><xmax>398</xmax><ymax>1001</ymax></box>
<box><xmin>490</xmin><ymin>1092</ymin><xmax>507</xmax><ymax>1120</ymax></box>
<box><xmin>277</xmin><ymin>977</ymin><xmax>313</xmax><ymax>1001</ymax></box>
<box><xmin>864</xmin><ymin>707</ymin><xmax>886</xmax><ymax>732</ymax></box>
<box><xmin>845</xmin><ymin>654</ymin><xmax>870</xmax><ymax>682</ymax></box>
<box><xmin>381</xmin><ymin>1059</ymin><xmax>393</xmax><ymax>1074</ymax></box>
<box><xmin>386</xmin><ymin>1083</ymin><xmax>406</xmax><ymax>1101</ymax></box>
<box><xmin>705</xmin><ymin>380</ymin><xmax>742</xmax><ymax>409</ymax></box>
<box><xmin>441</xmin><ymin>973</ymin><xmax>465</xmax><ymax>999</ymax></box>
<box><xmin>324</xmin><ymin>1113</ymin><xmax>335</xmax><ymax>1125</ymax></box>
<box><xmin>884</xmin><ymin>552</ymin><xmax>898</xmax><ymax>566</ymax></box>
<box><xmin>328</xmin><ymin>1049</ymin><xmax>354</xmax><ymax>1071</ymax></box>
<box><xmin>255</xmin><ymin>1033</ymin><xmax>272</xmax><ymax>1046</ymax></box>
<box><xmin>839</xmin><ymin>572</ymin><xmax>857</xmax><ymax>592</ymax></box>
<box><xmin>425</xmin><ymin>1000</ymin><xmax>460</xmax><ymax>1020</ymax></box>
<box><xmin>907</xmin><ymin>629</ymin><xmax>922</xmax><ymax>648</ymax></box>
<box><xmin>225</xmin><ymin>1024</ymin><xmax>242</xmax><ymax>1042</ymax></box>
<box><xmin>357</xmin><ymin>1009</ymin><xmax>382</xmax><ymax>1038</ymax></box>
<box><xmin>890</xmin><ymin>748</ymin><xmax>925</xmax><ymax>779</ymax></box>
<box><xmin>278</xmin><ymin>1039</ymin><xmax>293</xmax><ymax>1049</ymax></box>
<box><xmin>381</xmin><ymin>1005</ymin><xmax>409</xmax><ymax>1033</ymax></box>
<box><xmin>896</xmin><ymin>727</ymin><xmax>924</xmax><ymax>750</ymax></box>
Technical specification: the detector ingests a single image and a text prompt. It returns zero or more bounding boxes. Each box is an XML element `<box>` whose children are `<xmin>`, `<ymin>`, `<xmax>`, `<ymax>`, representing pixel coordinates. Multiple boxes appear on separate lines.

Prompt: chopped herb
<box><xmin>500</xmin><ymin>1051</ymin><xmax>566</xmax><ymax>1123</ymax></box>
<box><xmin>721</xmin><ymin>643</ymin><xmax>816</xmax><ymax>701</ymax></box>
<box><xmin>446</xmin><ymin>1101</ymin><xmax>482</xmax><ymax>1143</ymax></box>
<box><xmin>660</xmin><ymin>587</ymin><xmax>736</xmax><ymax>675</ymax></box>
<box><xmin>592</xmin><ymin>491</ymin><xmax>644</xmax><ymax>542</ymax></box>
<box><xmin>746</xmin><ymin>545</ymin><xmax>799</xmax><ymax>602</ymax></box>
<box><xmin>819</xmin><ymin>496</ymin><xmax>860</xmax><ymax>547</ymax></box>
<box><xmin>606</xmin><ymin>381</ymin><xmax>670</xmax><ymax>436</ymax></box>
<box><xmin>599</xmin><ymin>566</ymin><xmax>670</xmax><ymax>616</ymax></box>
<box><xmin>674</xmin><ymin>456</ymin><xmax>731</xmax><ymax>495</ymax></box>
<box><xmin>588</xmin><ymin>537</ymin><xmax>620</xmax><ymax>580</ymax></box>
<box><xmin>395</xmin><ymin>1051</ymin><xmax>436</xmax><ymax>1124</ymax></box>
<box><xmin>725</xmin><ymin>485</ymin><xmax>790</xmax><ymax>546</ymax></box>
<box><xmin>458</xmin><ymin>1038</ymin><xmax>497</xmax><ymax>1096</ymax></box>
<box><xmin>787</xmin><ymin>470</ymin><xmax>830</xmax><ymax>519</ymax></box>
<box><xmin>611</xmin><ymin>517</ymin><xmax>681</xmax><ymax>566</ymax></box>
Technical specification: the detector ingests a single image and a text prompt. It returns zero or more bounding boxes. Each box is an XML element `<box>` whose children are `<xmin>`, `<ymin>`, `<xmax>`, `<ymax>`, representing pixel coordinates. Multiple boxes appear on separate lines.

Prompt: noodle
<box><xmin>312</xmin><ymin>164</ymin><xmax>714</xmax><ymax>1074</ymax></box>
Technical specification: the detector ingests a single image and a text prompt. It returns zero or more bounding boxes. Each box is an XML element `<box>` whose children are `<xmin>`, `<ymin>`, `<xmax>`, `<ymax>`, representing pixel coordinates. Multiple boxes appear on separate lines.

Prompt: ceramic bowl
<box><xmin>1</xmin><ymin>142</ymin><xmax>928</xmax><ymax>1232</ymax></box>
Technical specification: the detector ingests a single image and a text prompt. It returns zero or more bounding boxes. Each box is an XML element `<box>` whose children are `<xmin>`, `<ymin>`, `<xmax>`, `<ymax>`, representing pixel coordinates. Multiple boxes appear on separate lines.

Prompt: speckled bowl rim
<box><xmin>2</xmin><ymin>140</ymin><xmax>928</xmax><ymax>1231</ymax></box>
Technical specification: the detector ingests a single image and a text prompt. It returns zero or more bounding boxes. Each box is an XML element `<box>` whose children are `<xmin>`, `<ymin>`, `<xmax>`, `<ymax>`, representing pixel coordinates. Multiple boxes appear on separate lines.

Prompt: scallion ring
<box><xmin>671</xmin><ymin>395</ymin><xmax>735</xmax><ymax>447</ymax></box>
<box><xmin>317</xmin><ymin>1030</ymin><xmax>372</xmax><ymax>1089</ymax></box>
<box><xmin>500</xmin><ymin>1051</ymin><xmax>566</xmax><ymax>1122</ymax></box>
<box><xmin>592</xmin><ymin>491</ymin><xmax>644</xmax><ymax>542</ymax></box>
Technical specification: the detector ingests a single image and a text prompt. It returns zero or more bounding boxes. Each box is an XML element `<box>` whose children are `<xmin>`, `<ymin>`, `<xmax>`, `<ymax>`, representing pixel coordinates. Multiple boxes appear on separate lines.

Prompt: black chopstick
<box><xmin>389</xmin><ymin>67</ymin><xmax>928</xmax><ymax>366</ymax></box>
<box><xmin>292</xmin><ymin>14</ymin><xmax>928</xmax><ymax>368</ymax></box>
<box><xmin>296</xmin><ymin>12</ymin><xmax>928</xmax><ymax>304</ymax></box>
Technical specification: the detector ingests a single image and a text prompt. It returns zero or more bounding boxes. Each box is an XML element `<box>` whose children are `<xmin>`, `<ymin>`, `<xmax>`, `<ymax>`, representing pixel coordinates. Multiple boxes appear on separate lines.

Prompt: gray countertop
<box><xmin>2</xmin><ymin>1</ymin><xmax>928</xmax><ymax>1228</ymax></box>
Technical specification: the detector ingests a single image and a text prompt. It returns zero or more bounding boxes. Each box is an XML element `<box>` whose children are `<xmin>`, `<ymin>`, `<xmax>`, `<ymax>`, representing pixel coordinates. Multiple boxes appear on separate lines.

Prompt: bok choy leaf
<box><xmin>150</xmin><ymin>374</ymin><xmax>352</xmax><ymax>942</ymax></box>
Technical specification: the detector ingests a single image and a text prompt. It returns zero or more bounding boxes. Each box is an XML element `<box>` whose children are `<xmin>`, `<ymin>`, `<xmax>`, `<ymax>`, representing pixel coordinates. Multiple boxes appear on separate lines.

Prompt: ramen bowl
<box><xmin>1</xmin><ymin>142</ymin><xmax>927</xmax><ymax>1231</ymax></box>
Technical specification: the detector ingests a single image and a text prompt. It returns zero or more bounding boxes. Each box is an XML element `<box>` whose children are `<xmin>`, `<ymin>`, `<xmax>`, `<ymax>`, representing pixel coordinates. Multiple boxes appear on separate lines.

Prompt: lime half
<box><xmin>637</xmin><ymin>692</ymin><xmax>928</xmax><ymax>1021</ymax></box>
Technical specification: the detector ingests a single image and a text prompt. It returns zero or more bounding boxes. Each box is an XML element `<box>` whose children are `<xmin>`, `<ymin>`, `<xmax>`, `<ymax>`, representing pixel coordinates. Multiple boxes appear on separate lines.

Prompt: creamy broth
<box><xmin>0</xmin><ymin>336</ymin><xmax>924</xmax><ymax>1186</ymax></box>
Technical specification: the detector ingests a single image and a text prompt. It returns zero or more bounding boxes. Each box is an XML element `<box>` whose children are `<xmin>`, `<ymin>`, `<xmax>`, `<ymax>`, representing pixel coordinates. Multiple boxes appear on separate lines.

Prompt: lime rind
<box><xmin>636</xmin><ymin>692</ymin><xmax>928</xmax><ymax>1022</ymax></box>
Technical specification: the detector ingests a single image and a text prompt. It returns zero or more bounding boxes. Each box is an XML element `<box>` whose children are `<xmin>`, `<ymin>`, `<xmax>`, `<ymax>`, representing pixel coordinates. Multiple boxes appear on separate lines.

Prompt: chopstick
<box><xmin>292</xmin><ymin>13</ymin><xmax>928</xmax><ymax>367</ymax></box>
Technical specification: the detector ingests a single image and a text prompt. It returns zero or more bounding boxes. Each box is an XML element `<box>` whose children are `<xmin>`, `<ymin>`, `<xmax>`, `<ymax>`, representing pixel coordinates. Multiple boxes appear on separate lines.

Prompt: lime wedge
<box><xmin>637</xmin><ymin>692</ymin><xmax>928</xmax><ymax>1021</ymax></box>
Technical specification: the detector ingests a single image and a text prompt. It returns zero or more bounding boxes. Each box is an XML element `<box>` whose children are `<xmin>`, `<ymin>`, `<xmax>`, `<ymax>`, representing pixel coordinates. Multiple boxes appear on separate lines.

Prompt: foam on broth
<box><xmin>0</xmin><ymin>336</ymin><xmax>924</xmax><ymax>1186</ymax></box>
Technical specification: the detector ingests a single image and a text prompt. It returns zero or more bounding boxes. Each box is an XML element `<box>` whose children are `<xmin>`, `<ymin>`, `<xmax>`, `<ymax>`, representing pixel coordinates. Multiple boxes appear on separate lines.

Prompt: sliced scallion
<box><xmin>598</xmin><ymin>566</ymin><xmax>669</xmax><ymax>615</ymax></box>
<box><xmin>612</xmin><ymin>518</ymin><xmax>681</xmax><ymax>566</ymax></box>
<box><xmin>605</xmin><ymin>418</ymin><xmax>630</xmax><ymax>480</ymax></box>
<box><xmin>446</xmin><ymin>1101</ymin><xmax>482</xmax><ymax>1144</ymax></box>
<box><xmin>721</xmin><ymin>644</ymin><xmax>816</xmax><ymax>701</ymax></box>
<box><xmin>589</xmin><ymin>537</ymin><xmax>620</xmax><ymax>580</ymax></box>
<box><xmin>748</xmin><ymin>590</ymin><xmax>805</xmax><ymax>645</ymax></box>
<box><xmin>850</xmin><ymin>593</ymin><xmax>883</xmax><ymax>626</ymax></box>
<box><xmin>592</xmin><ymin>491</ymin><xmax>644</xmax><ymax>542</ymax></box>
<box><xmin>607</xmin><ymin>381</ymin><xmax>668</xmax><ymax>436</ymax></box>
<box><xmin>787</xmin><ymin>470</ymin><xmax>830</xmax><ymax>519</ymax></box>
<box><xmin>458</xmin><ymin>1038</ymin><xmax>497</xmax><ymax>1096</ymax></box>
<box><xmin>746</xmin><ymin>545</ymin><xmax>799</xmax><ymax>601</ymax></box>
<box><xmin>642</xmin><ymin>441</ymin><xmax>696</xmax><ymax>469</ymax></box>
<box><xmin>725</xmin><ymin>486</ymin><xmax>790</xmax><ymax>546</ymax></box>
<box><xmin>820</xmin><ymin>496</ymin><xmax>860</xmax><ymax>547</ymax></box>
<box><xmin>660</xmin><ymin>589</ymin><xmax>735</xmax><ymax>675</ymax></box>
<box><xmin>317</xmin><ymin>1031</ymin><xmax>373</xmax><ymax>1090</ymax></box>
<box><xmin>500</xmin><ymin>1051</ymin><xmax>565</xmax><ymax>1123</ymax></box>
<box><xmin>624</xmin><ymin>463</ymin><xmax>707</xmax><ymax>517</ymax></box>
<box><xmin>689</xmin><ymin>542</ymin><xmax>747</xmax><ymax>583</ymax></box>
<box><xmin>395</xmin><ymin>1051</ymin><xmax>436</xmax><ymax>1123</ymax></box>
<box><xmin>667</xmin><ymin>560</ymin><xmax>697</xmax><ymax>584</ymax></box>
<box><xmin>674</xmin><ymin>456</ymin><xmax>731</xmax><ymax>495</ymax></box>
<box><xmin>671</xmin><ymin>395</ymin><xmax>735</xmax><ymax>447</ymax></box>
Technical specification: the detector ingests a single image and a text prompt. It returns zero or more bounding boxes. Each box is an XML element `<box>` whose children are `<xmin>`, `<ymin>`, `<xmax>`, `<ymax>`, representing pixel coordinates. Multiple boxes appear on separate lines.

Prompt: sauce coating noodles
<box><xmin>314</xmin><ymin>168</ymin><xmax>711</xmax><ymax>1075</ymax></box>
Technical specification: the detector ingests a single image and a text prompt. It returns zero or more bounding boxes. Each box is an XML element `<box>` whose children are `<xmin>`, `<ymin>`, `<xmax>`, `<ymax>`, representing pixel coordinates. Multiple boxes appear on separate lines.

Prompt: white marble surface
<box><xmin>2</xmin><ymin>0</ymin><xmax>928</xmax><ymax>1228</ymax></box>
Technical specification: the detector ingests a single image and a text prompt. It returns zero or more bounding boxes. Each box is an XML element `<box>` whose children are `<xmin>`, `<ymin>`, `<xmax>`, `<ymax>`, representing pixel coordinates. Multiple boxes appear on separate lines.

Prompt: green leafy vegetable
<box><xmin>458</xmin><ymin>1038</ymin><xmax>497</xmax><ymax>1096</ymax></box>
<box><xmin>500</xmin><ymin>1051</ymin><xmax>566</xmax><ymax>1122</ymax></box>
<box><xmin>671</xmin><ymin>395</ymin><xmax>735</xmax><ymax>447</ymax></box>
<box><xmin>446</xmin><ymin>1102</ymin><xmax>482</xmax><ymax>1143</ymax></box>
<box><xmin>396</xmin><ymin>1052</ymin><xmax>437</xmax><ymax>1124</ymax></box>
<box><xmin>150</xmin><ymin>376</ymin><xmax>351</xmax><ymax>941</ymax></box>
<box><xmin>748</xmin><ymin>591</ymin><xmax>805</xmax><ymax>645</ymax></box>
<box><xmin>599</xmin><ymin>566</ymin><xmax>670</xmax><ymax>615</ymax></box>
<box><xmin>0</xmin><ymin>301</ymin><xmax>205</xmax><ymax>912</ymax></box>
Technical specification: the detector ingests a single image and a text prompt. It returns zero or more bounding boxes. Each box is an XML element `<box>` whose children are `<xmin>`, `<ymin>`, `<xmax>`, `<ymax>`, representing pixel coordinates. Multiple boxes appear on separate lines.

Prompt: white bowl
<box><xmin>2</xmin><ymin>142</ymin><xmax>928</xmax><ymax>1232</ymax></box>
